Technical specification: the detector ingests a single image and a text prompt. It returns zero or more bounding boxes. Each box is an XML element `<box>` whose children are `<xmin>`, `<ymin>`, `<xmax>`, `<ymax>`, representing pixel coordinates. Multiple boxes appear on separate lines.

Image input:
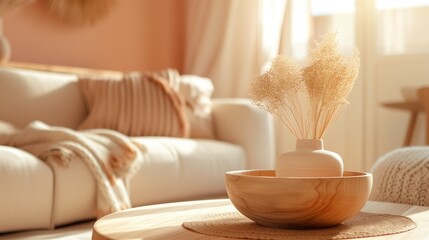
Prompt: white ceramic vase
<box><xmin>276</xmin><ymin>139</ymin><xmax>344</xmax><ymax>177</ymax></box>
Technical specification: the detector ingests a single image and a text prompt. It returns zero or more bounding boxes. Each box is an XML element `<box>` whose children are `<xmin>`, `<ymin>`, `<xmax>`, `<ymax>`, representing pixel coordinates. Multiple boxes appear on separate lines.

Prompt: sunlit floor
<box><xmin>0</xmin><ymin>220</ymin><xmax>94</xmax><ymax>240</ymax></box>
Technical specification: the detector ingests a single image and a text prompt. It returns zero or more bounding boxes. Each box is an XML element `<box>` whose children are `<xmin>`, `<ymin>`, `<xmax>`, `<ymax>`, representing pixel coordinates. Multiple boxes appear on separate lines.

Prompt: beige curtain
<box><xmin>377</xmin><ymin>6</ymin><xmax>429</xmax><ymax>55</ymax></box>
<box><xmin>183</xmin><ymin>0</ymin><xmax>315</xmax><ymax>155</ymax></box>
<box><xmin>183</xmin><ymin>0</ymin><xmax>287</xmax><ymax>98</ymax></box>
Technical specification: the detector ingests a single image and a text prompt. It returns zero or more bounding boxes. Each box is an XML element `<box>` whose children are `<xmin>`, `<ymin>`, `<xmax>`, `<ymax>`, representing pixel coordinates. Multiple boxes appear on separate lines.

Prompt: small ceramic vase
<box><xmin>276</xmin><ymin>139</ymin><xmax>343</xmax><ymax>177</ymax></box>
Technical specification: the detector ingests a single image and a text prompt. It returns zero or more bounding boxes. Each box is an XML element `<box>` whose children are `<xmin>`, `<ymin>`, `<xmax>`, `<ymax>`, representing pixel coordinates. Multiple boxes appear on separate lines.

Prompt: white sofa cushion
<box><xmin>0</xmin><ymin>67</ymin><xmax>87</xmax><ymax>129</ymax></box>
<box><xmin>129</xmin><ymin>137</ymin><xmax>246</xmax><ymax>206</ymax></box>
<box><xmin>47</xmin><ymin>137</ymin><xmax>245</xmax><ymax>226</ymax></box>
<box><xmin>0</xmin><ymin>146</ymin><xmax>53</xmax><ymax>233</ymax></box>
<box><xmin>50</xmin><ymin>157</ymin><xmax>97</xmax><ymax>226</ymax></box>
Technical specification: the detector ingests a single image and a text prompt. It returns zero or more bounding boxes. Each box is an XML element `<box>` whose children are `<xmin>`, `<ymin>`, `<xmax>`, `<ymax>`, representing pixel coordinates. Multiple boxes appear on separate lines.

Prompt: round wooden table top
<box><xmin>92</xmin><ymin>198</ymin><xmax>429</xmax><ymax>240</ymax></box>
<box><xmin>92</xmin><ymin>199</ymin><xmax>235</xmax><ymax>240</ymax></box>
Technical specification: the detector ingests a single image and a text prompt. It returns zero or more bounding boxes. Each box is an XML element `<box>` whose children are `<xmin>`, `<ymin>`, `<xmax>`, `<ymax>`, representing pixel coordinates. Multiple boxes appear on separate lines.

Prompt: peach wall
<box><xmin>3</xmin><ymin>0</ymin><xmax>184</xmax><ymax>72</ymax></box>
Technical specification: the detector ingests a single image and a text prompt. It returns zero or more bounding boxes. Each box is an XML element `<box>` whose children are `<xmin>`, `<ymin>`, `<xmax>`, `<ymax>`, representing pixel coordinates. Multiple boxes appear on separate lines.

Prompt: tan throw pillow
<box><xmin>155</xmin><ymin>69</ymin><xmax>216</xmax><ymax>139</ymax></box>
<box><xmin>78</xmin><ymin>72</ymin><xmax>189</xmax><ymax>138</ymax></box>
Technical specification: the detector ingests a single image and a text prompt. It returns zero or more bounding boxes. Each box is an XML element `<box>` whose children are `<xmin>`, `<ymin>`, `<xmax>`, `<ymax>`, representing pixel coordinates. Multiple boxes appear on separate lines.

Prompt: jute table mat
<box><xmin>183</xmin><ymin>211</ymin><xmax>416</xmax><ymax>240</ymax></box>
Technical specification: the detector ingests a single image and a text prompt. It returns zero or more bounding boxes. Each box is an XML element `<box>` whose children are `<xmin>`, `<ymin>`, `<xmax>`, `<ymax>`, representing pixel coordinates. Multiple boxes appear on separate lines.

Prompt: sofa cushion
<box><xmin>128</xmin><ymin>137</ymin><xmax>246</xmax><ymax>206</ymax></box>
<box><xmin>0</xmin><ymin>67</ymin><xmax>87</xmax><ymax>129</ymax></box>
<box><xmin>46</xmin><ymin>137</ymin><xmax>246</xmax><ymax>227</ymax></box>
<box><xmin>50</xmin><ymin>155</ymin><xmax>97</xmax><ymax>226</ymax></box>
<box><xmin>0</xmin><ymin>146</ymin><xmax>54</xmax><ymax>233</ymax></box>
<box><xmin>78</xmin><ymin>72</ymin><xmax>190</xmax><ymax>137</ymax></box>
<box><xmin>177</xmin><ymin>74</ymin><xmax>216</xmax><ymax>139</ymax></box>
<box><xmin>155</xmin><ymin>69</ymin><xmax>216</xmax><ymax>139</ymax></box>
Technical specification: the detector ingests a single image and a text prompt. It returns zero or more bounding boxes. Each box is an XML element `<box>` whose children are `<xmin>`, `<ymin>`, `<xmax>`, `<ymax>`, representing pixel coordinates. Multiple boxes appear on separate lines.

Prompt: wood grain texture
<box><xmin>225</xmin><ymin>170</ymin><xmax>372</xmax><ymax>228</ymax></box>
<box><xmin>92</xmin><ymin>199</ymin><xmax>429</xmax><ymax>240</ymax></box>
<box><xmin>92</xmin><ymin>200</ymin><xmax>236</xmax><ymax>240</ymax></box>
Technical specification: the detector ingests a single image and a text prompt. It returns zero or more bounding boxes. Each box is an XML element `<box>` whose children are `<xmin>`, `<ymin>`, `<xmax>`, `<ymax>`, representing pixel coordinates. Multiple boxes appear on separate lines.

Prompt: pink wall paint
<box><xmin>3</xmin><ymin>0</ymin><xmax>184</xmax><ymax>72</ymax></box>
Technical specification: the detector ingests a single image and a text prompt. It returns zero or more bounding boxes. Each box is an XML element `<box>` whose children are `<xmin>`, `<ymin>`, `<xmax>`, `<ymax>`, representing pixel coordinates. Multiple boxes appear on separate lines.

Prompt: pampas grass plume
<box><xmin>250</xmin><ymin>32</ymin><xmax>360</xmax><ymax>139</ymax></box>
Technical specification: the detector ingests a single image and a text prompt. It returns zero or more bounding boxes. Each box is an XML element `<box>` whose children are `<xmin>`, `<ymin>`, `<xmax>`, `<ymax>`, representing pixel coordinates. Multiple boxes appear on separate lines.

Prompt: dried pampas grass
<box><xmin>249</xmin><ymin>32</ymin><xmax>360</xmax><ymax>139</ymax></box>
<box><xmin>46</xmin><ymin>0</ymin><xmax>117</xmax><ymax>26</ymax></box>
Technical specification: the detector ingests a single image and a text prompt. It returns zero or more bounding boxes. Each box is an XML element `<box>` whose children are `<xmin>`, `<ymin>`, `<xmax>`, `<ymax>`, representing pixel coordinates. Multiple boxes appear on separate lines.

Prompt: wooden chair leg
<box><xmin>404</xmin><ymin>111</ymin><xmax>418</xmax><ymax>146</ymax></box>
<box><xmin>417</xmin><ymin>87</ymin><xmax>429</xmax><ymax>145</ymax></box>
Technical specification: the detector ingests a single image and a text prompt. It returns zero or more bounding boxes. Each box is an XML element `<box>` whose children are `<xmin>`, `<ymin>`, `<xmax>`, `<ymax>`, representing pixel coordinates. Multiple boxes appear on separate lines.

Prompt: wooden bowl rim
<box><xmin>226</xmin><ymin>169</ymin><xmax>372</xmax><ymax>179</ymax></box>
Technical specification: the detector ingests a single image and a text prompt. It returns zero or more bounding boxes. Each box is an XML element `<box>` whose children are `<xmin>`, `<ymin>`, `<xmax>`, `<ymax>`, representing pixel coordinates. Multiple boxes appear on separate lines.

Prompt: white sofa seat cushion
<box><xmin>46</xmin><ymin>137</ymin><xmax>245</xmax><ymax>227</ymax></box>
<box><xmin>0</xmin><ymin>146</ymin><xmax>53</xmax><ymax>233</ymax></box>
<box><xmin>129</xmin><ymin>137</ymin><xmax>246</xmax><ymax>206</ymax></box>
<box><xmin>50</xmin><ymin>157</ymin><xmax>97</xmax><ymax>226</ymax></box>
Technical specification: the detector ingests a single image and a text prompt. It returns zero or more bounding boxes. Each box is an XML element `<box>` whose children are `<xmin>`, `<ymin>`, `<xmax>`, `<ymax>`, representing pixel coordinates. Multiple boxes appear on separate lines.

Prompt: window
<box><xmin>289</xmin><ymin>0</ymin><xmax>356</xmax><ymax>58</ymax></box>
<box><xmin>311</xmin><ymin>0</ymin><xmax>355</xmax><ymax>54</ymax></box>
<box><xmin>377</xmin><ymin>0</ymin><xmax>429</xmax><ymax>55</ymax></box>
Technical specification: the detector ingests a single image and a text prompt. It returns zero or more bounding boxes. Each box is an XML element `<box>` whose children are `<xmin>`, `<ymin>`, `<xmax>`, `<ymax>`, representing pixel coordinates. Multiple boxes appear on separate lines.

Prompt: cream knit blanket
<box><xmin>370</xmin><ymin>146</ymin><xmax>429</xmax><ymax>206</ymax></box>
<box><xmin>0</xmin><ymin>121</ymin><xmax>145</xmax><ymax>218</ymax></box>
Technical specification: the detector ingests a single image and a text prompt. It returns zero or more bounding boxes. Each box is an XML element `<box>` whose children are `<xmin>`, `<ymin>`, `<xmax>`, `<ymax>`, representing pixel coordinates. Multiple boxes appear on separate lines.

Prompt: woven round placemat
<box><xmin>183</xmin><ymin>211</ymin><xmax>416</xmax><ymax>240</ymax></box>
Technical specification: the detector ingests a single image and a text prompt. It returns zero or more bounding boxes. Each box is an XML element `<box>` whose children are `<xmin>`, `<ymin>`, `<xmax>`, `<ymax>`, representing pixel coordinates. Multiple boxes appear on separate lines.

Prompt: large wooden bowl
<box><xmin>225</xmin><ymin>170</ymin><xmax>372</xmax><ymax>229</ymax></box>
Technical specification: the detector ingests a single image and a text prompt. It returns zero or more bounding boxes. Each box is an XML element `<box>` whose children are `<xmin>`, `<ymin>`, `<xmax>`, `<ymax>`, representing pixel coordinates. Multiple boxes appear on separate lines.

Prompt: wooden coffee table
<box><xmin>92</xmin><ymin>199</ymin><xmax>429</xmax><ymax>240</ymax></box>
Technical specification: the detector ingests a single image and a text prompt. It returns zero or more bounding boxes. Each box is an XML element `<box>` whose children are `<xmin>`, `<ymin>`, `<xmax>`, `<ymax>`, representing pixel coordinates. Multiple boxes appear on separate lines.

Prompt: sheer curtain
<box><xmin>183</xmin><ymin>0</ymin><xmax>315</xmax><ymax>155</ymax></box>
<box><xmin>183</xmin><ymin>0</ymin><xmax>287</xmax><ymax>98</ymax></box>
<box><xmin>377</xmin><ymin>4</ymin><xmax>429</xmax><ymax>55</ymax></box>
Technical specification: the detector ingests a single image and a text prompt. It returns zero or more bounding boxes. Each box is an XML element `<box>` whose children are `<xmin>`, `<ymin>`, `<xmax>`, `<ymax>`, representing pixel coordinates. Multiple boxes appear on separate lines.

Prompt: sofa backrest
<box><xmin>0</xmin><ymin>67</ymin><xmax>88</xmax><ymax>129</ymax></box>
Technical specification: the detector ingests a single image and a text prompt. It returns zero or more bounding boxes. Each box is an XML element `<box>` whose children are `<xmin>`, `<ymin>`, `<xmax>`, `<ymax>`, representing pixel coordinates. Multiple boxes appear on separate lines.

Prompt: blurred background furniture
<box><xmin>381</xmin><ymin>101</ymin><xmax>423</xmax><ymax>146</ymax></box>
<box><xmin>381</xmin><ymin>86</ymin><xmax>429</xmax><ymax>146</ymax></box>
<box><xmin>418</xmin><ymin>87</ymin><xmax>429</xmax><ymax>145</ymax></box>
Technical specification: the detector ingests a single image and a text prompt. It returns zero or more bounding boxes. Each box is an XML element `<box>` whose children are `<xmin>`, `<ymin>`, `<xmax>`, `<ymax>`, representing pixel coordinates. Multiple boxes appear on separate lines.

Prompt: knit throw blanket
<box><xmin>0</xmin><ymin>121</ymin><xmax>145</xmax><ymax>218</ymax></box>
<box><xmin>370</xmin><ymin>147</ymin><xmax>429</xmax><ymax>207</ymax></box>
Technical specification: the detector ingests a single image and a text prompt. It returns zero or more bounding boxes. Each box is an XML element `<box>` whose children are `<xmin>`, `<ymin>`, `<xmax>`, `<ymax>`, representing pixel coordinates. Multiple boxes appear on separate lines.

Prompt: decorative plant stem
<box><xmin>250</xmin><ymin>32</ymin><xmax>360</xmax><ymax>140</ymax></box>
<box><xmin>249</xmin><ymin>32</ymin><xmax>360</xmax><ymax>177</ymax></box>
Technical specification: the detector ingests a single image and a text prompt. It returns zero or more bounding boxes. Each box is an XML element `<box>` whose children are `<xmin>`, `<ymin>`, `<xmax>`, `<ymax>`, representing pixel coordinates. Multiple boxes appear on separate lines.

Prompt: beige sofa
<box><xmin>0</xmin><ymin>66</ymin><xmax>275</xmax><ymax>235</ymax></box>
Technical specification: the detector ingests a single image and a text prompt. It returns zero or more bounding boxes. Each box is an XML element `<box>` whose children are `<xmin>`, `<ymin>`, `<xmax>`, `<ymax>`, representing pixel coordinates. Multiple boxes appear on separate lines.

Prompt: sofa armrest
<box><xmin>211</xmin><ymin>98</ymin><xmax>275</xmax><ymax>170</ymax></box>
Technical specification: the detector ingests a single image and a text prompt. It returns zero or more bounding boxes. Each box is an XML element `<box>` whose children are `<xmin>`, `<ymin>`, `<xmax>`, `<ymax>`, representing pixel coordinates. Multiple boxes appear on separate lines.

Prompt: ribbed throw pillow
<box><xmin>78</xmin><ymin>72</ymin><xmax>189</xmax><ymax>137</ymax></box>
